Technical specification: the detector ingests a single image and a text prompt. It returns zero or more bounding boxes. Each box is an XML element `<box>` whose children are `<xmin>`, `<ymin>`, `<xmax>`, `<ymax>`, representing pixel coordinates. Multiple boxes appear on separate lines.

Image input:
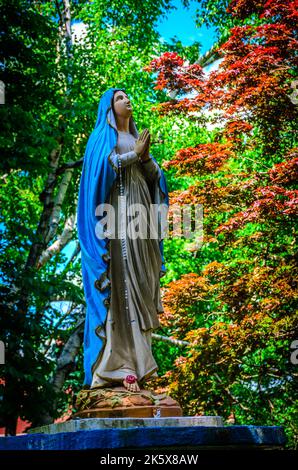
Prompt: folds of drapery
<box><xmin>77</xmin><ymin>88</ymin><xmax>169</xmax><ymax>386</ymax></box>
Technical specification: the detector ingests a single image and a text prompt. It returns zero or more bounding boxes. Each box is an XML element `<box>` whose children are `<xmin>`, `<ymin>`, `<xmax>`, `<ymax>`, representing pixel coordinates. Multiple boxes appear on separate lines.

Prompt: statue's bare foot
<box><xmin>123</xmin><ymin>375</ymin><xmax>140</xmax><ymax>393</ymax></box>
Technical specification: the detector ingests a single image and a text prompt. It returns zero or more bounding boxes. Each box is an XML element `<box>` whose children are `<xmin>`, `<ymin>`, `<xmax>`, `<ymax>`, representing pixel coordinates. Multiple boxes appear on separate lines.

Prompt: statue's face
<box><xmin>113</xmin><ymin>90</ymin><xmax>132</xmax><ymax>119</ymax></box>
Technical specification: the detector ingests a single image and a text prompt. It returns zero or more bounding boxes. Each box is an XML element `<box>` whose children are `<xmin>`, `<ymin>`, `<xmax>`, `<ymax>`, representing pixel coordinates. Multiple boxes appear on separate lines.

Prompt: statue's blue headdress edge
<box><xmin>77</xmin><ymin>87</ymin><xmax>169</xmax><ymax>386</ymax></box>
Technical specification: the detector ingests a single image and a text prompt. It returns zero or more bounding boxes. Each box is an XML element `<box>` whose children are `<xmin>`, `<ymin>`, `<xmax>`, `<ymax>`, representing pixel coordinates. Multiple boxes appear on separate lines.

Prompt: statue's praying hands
<box><xmin>134</xmin><ymin>129</ymin><xmax>151</xmax><ymax>162</ymax></box>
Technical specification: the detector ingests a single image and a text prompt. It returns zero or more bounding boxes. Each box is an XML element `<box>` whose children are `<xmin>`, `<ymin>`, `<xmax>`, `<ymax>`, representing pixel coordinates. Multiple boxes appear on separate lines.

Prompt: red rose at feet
<box><xmin>125</xmin><ymin>375</ymin><xmax>137</xmax><ymax>384</ymax></box>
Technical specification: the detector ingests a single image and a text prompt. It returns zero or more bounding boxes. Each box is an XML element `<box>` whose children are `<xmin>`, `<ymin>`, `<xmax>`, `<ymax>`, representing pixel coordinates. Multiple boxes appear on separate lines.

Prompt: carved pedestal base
<box><xmin>72</xmin><ymin>386</ymin><xmax>182</xmax><ymax>419</ymax></box>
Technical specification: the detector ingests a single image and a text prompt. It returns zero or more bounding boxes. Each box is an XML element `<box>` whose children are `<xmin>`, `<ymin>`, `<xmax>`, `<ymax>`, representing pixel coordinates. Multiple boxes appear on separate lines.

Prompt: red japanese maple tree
<box><xmin>145</xmin><ymin>0</ymin><xmax>298</xmax><ymax>448</ymax></box>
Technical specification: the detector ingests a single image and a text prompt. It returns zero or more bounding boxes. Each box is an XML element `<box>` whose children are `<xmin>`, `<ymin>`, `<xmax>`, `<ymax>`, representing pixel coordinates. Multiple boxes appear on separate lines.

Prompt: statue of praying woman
<box><xmin>77</xmin><ymin>88</ymin><xmax>169</xmax><ymax>395</ymax></box>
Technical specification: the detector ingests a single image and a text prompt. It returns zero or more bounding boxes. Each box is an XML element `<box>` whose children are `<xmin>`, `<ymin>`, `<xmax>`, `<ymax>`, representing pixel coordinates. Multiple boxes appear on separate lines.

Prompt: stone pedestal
<box><xmin>28</xmin><ymin>415</ymin><xmax>224</xmax><ymax>435</ymax></box>
<box><xmin>0</xmin><ymin>421</ymin><xmax>287</xmax><ymax>451</ymax></box>
<box><xmin>0</xmin><ymin>390</ymin><xmax>287</xmax><ymax>454</ymax></box>
<box><xmin>72</xmin><ymin>386</ymin><xmax>183</xmax><ymax>419</ymax></box>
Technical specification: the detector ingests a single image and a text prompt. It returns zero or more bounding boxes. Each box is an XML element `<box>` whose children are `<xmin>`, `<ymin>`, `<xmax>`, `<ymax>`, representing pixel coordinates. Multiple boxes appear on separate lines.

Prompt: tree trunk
<box><xmin>5</xmin><ymin>0</ymin><xmax>76</xmax><ymax>433</ymax></box>
<box><xmin>36</xmin><ymin>311</ymin><xmax>85</xmax><ymax>426</ymax></box>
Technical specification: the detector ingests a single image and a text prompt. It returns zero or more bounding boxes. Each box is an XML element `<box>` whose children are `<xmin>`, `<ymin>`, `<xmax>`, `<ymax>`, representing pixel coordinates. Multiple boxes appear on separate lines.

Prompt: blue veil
<box><xmin>77</xmin><ymin>88</ymin><xmax>169</xmax><ymax>387</ymax></box>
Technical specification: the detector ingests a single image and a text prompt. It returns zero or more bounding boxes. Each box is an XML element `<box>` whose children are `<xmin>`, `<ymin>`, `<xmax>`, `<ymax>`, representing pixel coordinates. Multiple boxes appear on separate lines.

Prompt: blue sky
<box><xmin>156</xmin><ymin>0</ymin><xmax>217</xmax><ymax>55</ymax></box>
<box><xmin>72</xmin><ymin>1</ymin><xmax>217</xmax><ymax>56</ymax></box>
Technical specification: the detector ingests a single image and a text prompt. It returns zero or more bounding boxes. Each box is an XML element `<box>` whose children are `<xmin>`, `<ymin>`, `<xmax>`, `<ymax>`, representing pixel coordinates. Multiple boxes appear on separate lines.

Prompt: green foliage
<box><xmin>0</xmin><ymin>0</ymin><xmax>178</xmax><ymax>433</ymax></box>
<box><xmin>152</xmin><ymin>339</ymin><xmax>182</xmax><ymax>377</ymax></box>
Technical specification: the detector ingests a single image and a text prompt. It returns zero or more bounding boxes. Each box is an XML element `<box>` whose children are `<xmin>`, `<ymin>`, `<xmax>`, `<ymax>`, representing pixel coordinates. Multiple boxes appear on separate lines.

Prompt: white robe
<box><xmin>91</xmin><ymin>131</ymin><xmax>163</xmax><ymax>388</ymax></box>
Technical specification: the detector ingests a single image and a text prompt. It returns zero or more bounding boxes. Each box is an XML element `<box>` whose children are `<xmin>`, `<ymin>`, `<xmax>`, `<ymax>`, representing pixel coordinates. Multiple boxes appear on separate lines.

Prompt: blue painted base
<box><xmin>0</xmin><ymin>425</ymin><xmax>286</xmax><ymax>451</ymax></box>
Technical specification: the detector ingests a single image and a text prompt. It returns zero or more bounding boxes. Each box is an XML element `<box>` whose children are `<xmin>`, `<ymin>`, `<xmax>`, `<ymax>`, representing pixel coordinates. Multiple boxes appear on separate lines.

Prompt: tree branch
<box><xmin>37</xmin><ymin>308</ymin><xmax>85</xmax><ymax>426</ymax></box>
<box><xmin>45</xmin><ymin>168</ymin><xmax>74</xmax><ymax>244</ymax></box>
<box><xmin>59</xmin><ymin>241</ymin><xmax>81</xmax><ymax>278</ymax></box>
<box><xmin>37</xmin><ymin>211</ymin><xmax>76</xmax><ymax>269</ymax></box>
<box><xmin>56</xmin><ymin>157</ymin><xmax>84</xmax><ymax>174</ymax></box>
<box><xmin>152</xmin><ymin>333</ymin><xmax>189</xmax><ymax>347</ymax></box>
<box><xmin>25</xmin><ymin>146</ymin><xmax>62</xmax><ymax>270</ymax></box>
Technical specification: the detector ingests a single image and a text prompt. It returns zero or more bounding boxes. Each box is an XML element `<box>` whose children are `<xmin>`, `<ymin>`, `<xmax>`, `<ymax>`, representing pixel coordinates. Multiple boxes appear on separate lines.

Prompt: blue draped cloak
<box><xmin>77</xmin><ymin>88</ymin><xmax>169</xmax><ymax>386</ymax></box>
